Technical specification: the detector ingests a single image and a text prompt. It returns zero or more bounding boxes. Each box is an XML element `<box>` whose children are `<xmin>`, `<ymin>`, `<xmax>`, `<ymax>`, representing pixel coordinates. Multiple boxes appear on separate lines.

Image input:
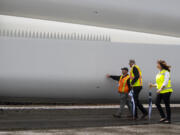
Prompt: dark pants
<box><xmin>133</xmin><ymin>86</ymin><xmax>148</xmax><ymax>118</ymax></box>
<box><xmin>155</xmin><ymin>92</ymin><xmax>172</xmax><ymax>121</ymax></box>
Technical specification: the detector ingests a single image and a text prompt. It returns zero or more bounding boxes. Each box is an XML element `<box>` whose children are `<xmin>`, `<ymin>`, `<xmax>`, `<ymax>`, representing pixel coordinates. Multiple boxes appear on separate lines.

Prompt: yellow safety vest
<box><xmin>156</xmin><ymin>69</ymin><xmax>173</xmax><ymax>94</ymax></box>
<box><xmin>130</xmin><ymin>65</ymin><xmax>143</xmax><ymax>87</ymax></box>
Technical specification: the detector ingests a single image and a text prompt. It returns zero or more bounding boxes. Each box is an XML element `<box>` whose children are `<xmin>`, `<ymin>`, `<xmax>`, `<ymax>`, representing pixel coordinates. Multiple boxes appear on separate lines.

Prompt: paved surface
<box><xmin>0</xmin><ymin>105</ymin><xmax>179</xmax><ymax>134</ymax></box>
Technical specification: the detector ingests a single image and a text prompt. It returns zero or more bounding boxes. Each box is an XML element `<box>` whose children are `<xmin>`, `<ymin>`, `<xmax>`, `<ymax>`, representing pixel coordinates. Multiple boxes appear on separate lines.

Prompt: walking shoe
<box><xmin>163</xmin><ymin>120</ymin><xmax>171</xmax><ymax>124</ymax></box>
<box><xmin>140</xmin><ymin>113</ymin><xmax>148</xmax><ymax>120</ymax></box>
<box><xmin>113</xmin><ymin>114</ymin><xmax>121</xmax><ymax>118</ymax></box>
<box><xmin>159</xmin><ymin>118</ymin><xmax>166</xmax><ymax>123</ymax></box>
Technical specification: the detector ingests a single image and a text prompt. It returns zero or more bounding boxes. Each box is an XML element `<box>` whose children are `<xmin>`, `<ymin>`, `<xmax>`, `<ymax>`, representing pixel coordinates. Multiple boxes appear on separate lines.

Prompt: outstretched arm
<box><xmin>106</xmin><ymin>74</ymin><xmax>120</xmax><ymax>81</ymax></box>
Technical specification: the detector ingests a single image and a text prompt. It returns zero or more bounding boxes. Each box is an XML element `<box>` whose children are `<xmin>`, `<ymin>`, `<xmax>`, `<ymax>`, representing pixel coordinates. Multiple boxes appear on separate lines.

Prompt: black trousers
<box><xmin>133</xmin><ymin>86</ymin><xmax>148</xmax><ymax>118</ymax></box>
<box><xmin>155</xmin><ymin>92</ymin><xmax>172</xmax><ymax>121</ymax></box>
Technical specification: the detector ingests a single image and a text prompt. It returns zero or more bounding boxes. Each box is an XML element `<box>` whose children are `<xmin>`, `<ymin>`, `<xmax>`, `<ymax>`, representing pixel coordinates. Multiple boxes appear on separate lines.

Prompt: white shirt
<box><xmin>162</xmin><ymin>71</ymin><xmax>170</xmax><ymax>87</ymax></box>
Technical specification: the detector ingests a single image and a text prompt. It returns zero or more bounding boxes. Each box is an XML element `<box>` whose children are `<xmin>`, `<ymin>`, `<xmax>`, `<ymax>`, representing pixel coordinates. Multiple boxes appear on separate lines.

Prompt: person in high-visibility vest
<box><xmin>149</xmin><ymin>60</ymin><xmax>173</xmax><ymax>124</ymax></box>
<box><xmin>107</xmin><ymin>67</ymin><xmax>132</xmax><ymax>118</ymax></box>
<box><xmin>129</xmin><ymin>60</ymin><xmax>148</xmax><ymax>120</ymax></box>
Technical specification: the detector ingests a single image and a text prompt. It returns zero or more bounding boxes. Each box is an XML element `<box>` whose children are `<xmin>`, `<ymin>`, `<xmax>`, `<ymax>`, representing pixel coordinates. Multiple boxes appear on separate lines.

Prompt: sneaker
<box><xmin>159</xmin><ymin>118</ymin><xmax>166</xmax><ymax>123</ymax></box>
<box><xmin>163</xmin><ymin>120</ymin><xmax>171</xmax><ymax>124</ymax></box>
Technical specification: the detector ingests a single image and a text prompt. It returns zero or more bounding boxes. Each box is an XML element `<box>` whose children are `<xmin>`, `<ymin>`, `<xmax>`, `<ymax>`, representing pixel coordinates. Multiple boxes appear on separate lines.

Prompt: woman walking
<box><xmin>149</xmin><ymin>60</ymin><xmax>173</xmax><ymax>124</ymax></box>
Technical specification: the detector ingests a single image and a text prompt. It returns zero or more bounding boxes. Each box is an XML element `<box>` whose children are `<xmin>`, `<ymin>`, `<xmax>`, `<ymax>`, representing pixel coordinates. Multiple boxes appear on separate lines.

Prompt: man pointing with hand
<box><xmin>107</xmin><ymin>67</ymin><xmax>132</xmax><ymax>118</ymax></box>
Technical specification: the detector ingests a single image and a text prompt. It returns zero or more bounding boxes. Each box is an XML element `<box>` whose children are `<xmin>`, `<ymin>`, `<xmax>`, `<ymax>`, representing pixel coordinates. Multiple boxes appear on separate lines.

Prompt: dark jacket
<box><xmin>131</xmin><ymin>65</ymin><xmax>142</xmax><ymax>88</ymax></box>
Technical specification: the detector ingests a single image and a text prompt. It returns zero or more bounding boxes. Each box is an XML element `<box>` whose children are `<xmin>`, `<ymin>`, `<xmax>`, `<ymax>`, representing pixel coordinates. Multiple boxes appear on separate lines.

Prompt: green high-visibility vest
<box><xmin>156</xmin><ymin>69</ymin><xmax>173</xmax><ymax>94</ymax></box>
